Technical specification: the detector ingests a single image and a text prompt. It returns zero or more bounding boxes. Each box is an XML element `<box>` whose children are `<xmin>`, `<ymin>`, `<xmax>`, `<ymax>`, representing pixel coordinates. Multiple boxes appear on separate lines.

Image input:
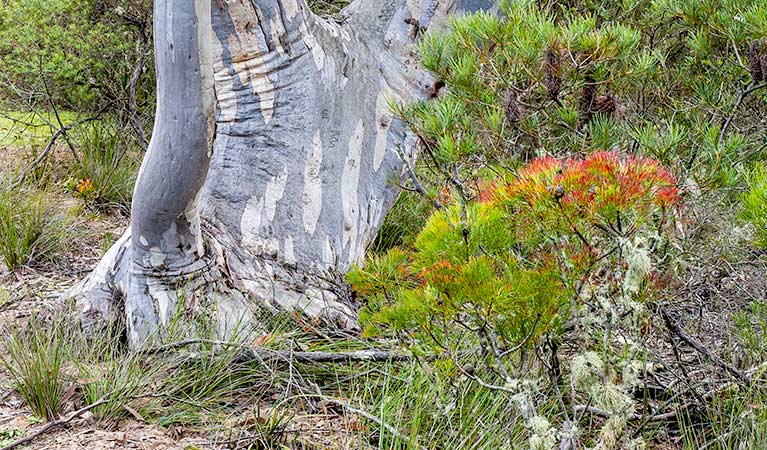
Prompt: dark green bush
<box><xmin>391</xmin><ymin>0</ymin><xmax>766</xmax><ymax>191</ymax></box>
<box><xmin>354</xmin><ymin>0</ymin><xmax>767</xmax><ymax>447</ymax></box>
<box><xmin>0</xmin><ymin>0</ymin><xmax>153</xmax><ymax>111</ymax></box>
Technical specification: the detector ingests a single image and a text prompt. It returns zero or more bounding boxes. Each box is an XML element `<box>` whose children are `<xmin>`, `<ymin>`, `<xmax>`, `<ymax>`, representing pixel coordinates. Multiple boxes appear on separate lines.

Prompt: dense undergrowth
<box><xmin>350</xmin><ymin>0</ymin><xmax>767</xmax><ymax>448</ymax></box>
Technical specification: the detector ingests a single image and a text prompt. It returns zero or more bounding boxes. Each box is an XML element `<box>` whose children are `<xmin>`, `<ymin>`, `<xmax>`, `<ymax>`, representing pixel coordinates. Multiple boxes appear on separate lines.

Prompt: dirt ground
<box><xmin>0</xmin><ymin>131</ymin><xmax>378</xmax><ymax>449</ymax></box>
<box><xmin>4</xmin><ymin>205</ymin><xmax>765</xmax><ymax>450</ymax></box>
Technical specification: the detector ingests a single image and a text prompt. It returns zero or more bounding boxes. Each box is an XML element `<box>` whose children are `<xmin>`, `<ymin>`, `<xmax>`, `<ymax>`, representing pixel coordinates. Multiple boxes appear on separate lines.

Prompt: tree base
<box><xmin>67</xmin><ymin>221</ymin><xmax>360</xmax><ymax>347</ymax></box>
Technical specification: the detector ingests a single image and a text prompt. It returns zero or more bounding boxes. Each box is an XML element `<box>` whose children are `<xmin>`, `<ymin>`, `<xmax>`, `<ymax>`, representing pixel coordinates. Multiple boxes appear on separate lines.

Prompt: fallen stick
<box><xmin>144</xmin><ymin>338</ymin><xmax>416</xmax><ymax>364</ymax></box>
<box><xmin>266</xmin><ymin>349</ymin><xmax>414</xmax><ymax>364</ymax></box>
<box><xmin>661</xmin><ymin>309</ymin><xmax>750</xmax><ymax>386</ymax></box>
<box><xmin>0</xmin><ymin>397</ymin><xmax>108</xmax><ymax>450</ymax></box>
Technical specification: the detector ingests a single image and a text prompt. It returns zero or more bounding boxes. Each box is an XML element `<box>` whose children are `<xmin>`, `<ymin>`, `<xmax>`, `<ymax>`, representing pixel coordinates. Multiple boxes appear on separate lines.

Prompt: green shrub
<box><xmin>352</xmin><ymin>152</ymin><xmax>678</xmax><ymax>343</ymax></box>
<box><xmin>1</xmin><ymin>324</ymin><xmax>68</xmax><ymax>420</ymax></box>
<box><xmin>0</xmin><ymin>185</ymin><xmax>70</xmax><ymax>270</ymax></box>
<box><xmin>393</xmin><ymin>0</ymin><xmax>766</xmax><ymax>194</ymax></box>
<box><xmin>740</xmin><ymin>164</ymin><xmax>767</xmax><ymax>248</ymax></box>
<box><xmin>0</xmin><ymin>0</ymin><xmax>153</xmax><ymax>111</ymax></box>
<box><xmin>346</xmin><ymin>0</ymin><xmax>767</xmax><ymax>445</ymax></box>
<box><xmin>374</xmin><ymin>0</ymin><xmax>766</xmax><ymax>263</ymax></box>
<box><xmin>350</xmin><ymin>153</ymin><xmax>679</xmax><ymax>448</ymax></box>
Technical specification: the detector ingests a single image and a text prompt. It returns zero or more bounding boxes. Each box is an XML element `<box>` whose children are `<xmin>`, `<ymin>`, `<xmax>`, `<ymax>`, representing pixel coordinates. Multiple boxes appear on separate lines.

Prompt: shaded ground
<box><xmin>0</xmin><ymin>397</ymin><xmax>373</xmax><ymax>449</ymax></box>
<box><xmin>1</xmin><ymin>113</ymin><xmax>382</xmax><ymax>449</ymax></box>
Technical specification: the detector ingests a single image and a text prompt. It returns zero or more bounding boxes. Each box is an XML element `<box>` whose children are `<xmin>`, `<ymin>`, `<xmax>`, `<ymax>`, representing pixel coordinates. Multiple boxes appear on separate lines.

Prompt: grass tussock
<box><xmin>67</xmin><ymin>122</ymin><xmax>139</xmax><ymax>211</ymax></box>
<box><xmin>0</xmin><ymin>184</ymin><xmax>72</xmax><ymax>271</ymax></box>
<box><xmin>1</xmin><ymin>309</ymin><xmax>767</xmax><ymax>448</ymax></box>
<box><xmin>69</xmin><ymin>327</ymin><xmax>161</xmax><ymax>425</ymax></box>
<box><xmin>1</xmin><ymin>322</ymin><xmax>67</xmax><ymax>420</ymax></box>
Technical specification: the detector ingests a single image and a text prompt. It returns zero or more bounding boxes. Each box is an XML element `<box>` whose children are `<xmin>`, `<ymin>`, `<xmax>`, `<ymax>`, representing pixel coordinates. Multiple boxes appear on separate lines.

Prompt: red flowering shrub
<box><xmin>350</xmin><ymin>152</ymin><xmax>680</xmax><ymax>347</ymax></box>
<box><xmin>494</xmin><ymin>151</ymin><xmax>679</xmax><ymax>233</ymax></box>
<box><xmin>546</xmin><ymin>153</ymin><xmax>674</xmax><ymax>204</ymax></box>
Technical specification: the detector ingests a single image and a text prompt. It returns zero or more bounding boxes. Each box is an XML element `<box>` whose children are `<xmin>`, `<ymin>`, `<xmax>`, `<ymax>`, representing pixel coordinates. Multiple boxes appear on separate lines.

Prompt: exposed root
<box><xmin>66</xmin><ymin>221</ymin><xmax>360</xmax><ymax>347</ymax></box>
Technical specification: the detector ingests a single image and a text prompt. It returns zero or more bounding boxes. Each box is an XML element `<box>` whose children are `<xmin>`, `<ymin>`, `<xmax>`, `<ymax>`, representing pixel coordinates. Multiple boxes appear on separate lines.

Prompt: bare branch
<box><xmin>144</xmin><ymin>338</ymin><xmax>415</xmax><ymax>363</ymax></box>
<box><xmin>127</xmin><ymin>42</ymin><xmax>150</xmax><ymax>150</ymax></box>
<box><xmin>661</xmin><ymin>308</ymin><xmax>751</xmax><ymax>386</ymax></box>
<box><xmin>718</xmin><ymin>81</ymin><xmax>767</xmax><ymax>149</ymax></box>
<box><xmin>10</xmin><ymin>113</ymin><xmax>105</xmax><ymax>189</ymax></box>
<box><xmin>37</xmin><ymin>55</ymin><xmax>81</xmax><ymax>165</ymax></box>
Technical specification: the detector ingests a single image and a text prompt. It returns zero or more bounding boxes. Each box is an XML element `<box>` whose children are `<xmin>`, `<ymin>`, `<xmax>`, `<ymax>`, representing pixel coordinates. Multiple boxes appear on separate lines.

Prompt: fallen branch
<box><xmin>144</xmin><ymin>338</ymin><xmax>415</xmax><ymax>364</ymax></box>
<box><xmin>573</xmin><ymin>405</ymin><xmax>641</xmax><ymax>421</ymax></box>
<box><xmin>661</xmin><ymin>309</ymin><xmax>750</xmax><ymax>386</ymax></box>
<box><xmin>280</xmin><ymin>349</ymin><xmax>413</xmax><ymax>364</ymax></box>
<box><xmin>699</xmin><ymin>431</ymin><xmax>734</xmax><ymax>450</ymax></box>
<box><xmin>0</xmin><ymin>397</ymin><xmax>108</xmax><ymax>450</ymax></box>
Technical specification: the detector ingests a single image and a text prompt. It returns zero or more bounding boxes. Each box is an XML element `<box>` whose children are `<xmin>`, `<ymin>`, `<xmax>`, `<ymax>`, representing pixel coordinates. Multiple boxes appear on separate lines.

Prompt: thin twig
<box><xmin>37</xmin><ymin>55</ymin><xmax>81</xmax><ymax>165</ymax></box>
<box><xmin>396</xmin><ymin>146</ymin><xmax>444</xmax><ymax>210</ymax></box>
<box><xmin>128</xmin><ymin>41</ymin><xmax>149</xmax><ymax>150</ymax></box>
<box><xmin>500</xmin><ymin>315</ymin><xmax>541</xmax><ymax>358</ymax></box>
<box><xmin>11</xmin><ymin>114</ymin><xmax>103</xmax><ymax>188</ymax></box>
<box><xmin>698</xmin><ymin>431</ymin><xmax>734</xmax><ymax>450</ymax></box>
<box><xmin>324</xmin><ymin>397</ymin><xmax>425</xmax><ymax>449</ymax></box>
<box><xmin>718</xmin><ymin>81</ymin><xmax>767</xmax><ymax>149</ymax></box>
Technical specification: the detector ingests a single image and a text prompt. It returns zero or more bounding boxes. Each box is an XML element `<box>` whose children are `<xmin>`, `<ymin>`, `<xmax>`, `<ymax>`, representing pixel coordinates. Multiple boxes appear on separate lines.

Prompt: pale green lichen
<box><xmin>571</xmin><ymin>351</ymin><xmax>604</xmax><ymax>388</ymax></box>
<box><xmin>528</xmin><ymin>416</ymin><xmax>558</xmax><ymax>450</ymax></box>
<box><xmin>620</xmin><ymin>236</ymin><xmax>652</xmax><ymax>297</ymax></box>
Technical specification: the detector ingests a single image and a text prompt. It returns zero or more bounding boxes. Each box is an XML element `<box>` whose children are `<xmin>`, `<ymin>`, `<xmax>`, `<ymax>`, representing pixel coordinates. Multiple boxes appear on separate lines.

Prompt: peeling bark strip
<box><xmin>68</xmin><ymin>0</ymin><xmax>497</xmax><ymax>347</ymax></box>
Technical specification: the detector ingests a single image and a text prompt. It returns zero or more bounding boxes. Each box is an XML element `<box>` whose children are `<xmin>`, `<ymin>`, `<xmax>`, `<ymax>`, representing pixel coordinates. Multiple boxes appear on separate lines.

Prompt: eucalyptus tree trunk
<box><xmin>68</xmin><ymin>0</ymin><xmax>493</xmax><ymax>346</ymax></box>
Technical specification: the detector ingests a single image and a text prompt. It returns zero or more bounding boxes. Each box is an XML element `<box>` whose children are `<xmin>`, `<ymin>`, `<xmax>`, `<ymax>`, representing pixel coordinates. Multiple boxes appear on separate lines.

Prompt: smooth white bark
<box><xmin>69</xmin><ymin>0</ymin><xmax>495</xmax><ymax>346</ymax></box>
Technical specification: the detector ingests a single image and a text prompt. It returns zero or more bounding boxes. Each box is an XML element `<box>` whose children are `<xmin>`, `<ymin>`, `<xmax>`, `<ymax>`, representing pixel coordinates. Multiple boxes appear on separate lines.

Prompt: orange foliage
<box><xmin>76</xmin><ymin>178</ymin><xmax>94</xmax><ymax>196</ymax></box>
<box><xmin>489</xmin><ymin>152</ymin><xmax>680</xmax><ymax>226</ymax></box>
